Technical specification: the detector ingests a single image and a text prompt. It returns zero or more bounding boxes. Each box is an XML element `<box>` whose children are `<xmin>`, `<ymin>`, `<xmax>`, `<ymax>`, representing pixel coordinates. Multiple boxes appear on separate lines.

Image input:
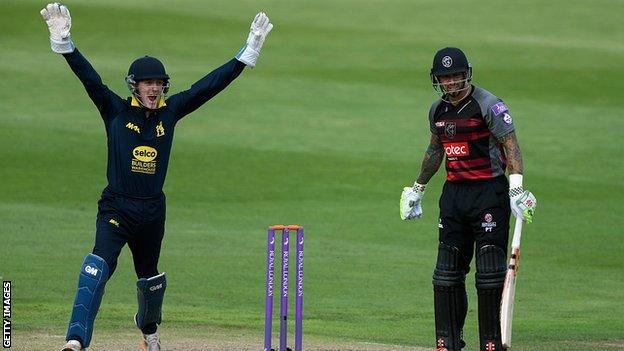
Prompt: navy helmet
<box><xmin>125</xmin><ymin>56</ymin><xmax>170</xmax><ymax>94</ymax></box>
<box><xmin>430</xmin><ymin>47</ymin><xmax>472</xmax><ymax>96</ymax></box>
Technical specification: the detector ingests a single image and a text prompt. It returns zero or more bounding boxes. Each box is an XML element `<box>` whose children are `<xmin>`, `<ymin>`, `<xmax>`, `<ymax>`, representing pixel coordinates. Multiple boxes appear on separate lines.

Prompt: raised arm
<box><xmin>62</xmin><ymin>49</ymin><xmax>121</xmax><ymax>116</ymax></box>
<box><xmin>169</xmin><ymin>12</ymin><xmax>273</xmax><ymax>121</ymax></box>
<box><xmin>168</xmin><ymin>59</ymin><xmax>246</xmax><ymax>120</ymax></box>
<box><xmin>41</xmin><ymin>3</ymin><xmax>121</xmax><ymax>118</ymax></box>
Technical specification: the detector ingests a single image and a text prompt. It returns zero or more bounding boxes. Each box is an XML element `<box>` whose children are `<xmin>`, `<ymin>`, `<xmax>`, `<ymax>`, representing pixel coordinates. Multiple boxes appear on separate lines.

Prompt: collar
<box><xmin>444</xmin><ymin>85</ymin><xmax>474</xmax><ymax>107</ymax></box>
<box><xmin>130</xmin><ymin>95</ymin><xmax>167</xmax><ymax>109</ymax></box>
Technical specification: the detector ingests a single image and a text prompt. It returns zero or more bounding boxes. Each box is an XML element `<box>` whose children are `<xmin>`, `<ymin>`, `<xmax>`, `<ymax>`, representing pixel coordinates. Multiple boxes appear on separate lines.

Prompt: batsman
<box><xmin>40</xmin><ymin>3</ymin><xmax>273</xmax><ymax>350</ymax></box>
<box><xmin>400</xmin><ymin>47</ymin><xmax>537</xmax><ymax>351</ymax></box>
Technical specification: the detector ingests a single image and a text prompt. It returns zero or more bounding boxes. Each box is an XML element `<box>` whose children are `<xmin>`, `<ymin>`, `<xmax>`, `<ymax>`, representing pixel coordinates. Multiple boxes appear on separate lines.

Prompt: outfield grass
<box><xmin>1</xmin><ymin>0</ymin><xmax>623</xmax><ymax>350</ymax></box>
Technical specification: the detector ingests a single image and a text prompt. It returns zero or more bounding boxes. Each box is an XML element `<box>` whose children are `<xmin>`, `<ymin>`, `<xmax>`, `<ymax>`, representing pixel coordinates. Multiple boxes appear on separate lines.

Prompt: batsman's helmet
<box><xmin>430</xmin><ymin>47</ymin><xmax>472</xmax><ymax>95</ymax></box>
<box><xmin>125</xmin><ymin>56</ymin><xmax>170</xmax><ymax>94</ymax></box>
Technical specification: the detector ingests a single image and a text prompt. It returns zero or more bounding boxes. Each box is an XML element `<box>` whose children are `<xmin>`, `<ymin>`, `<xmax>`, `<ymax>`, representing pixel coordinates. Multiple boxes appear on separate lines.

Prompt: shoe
<box><xmin>61</xmin><ymin>339</ymin><xmax>83</xmax><ymax>351</ymax></box>
<box><xmin>139</xmin><ymin>332</ymin><xmax>161</xmax><ymax>351</ymax></box>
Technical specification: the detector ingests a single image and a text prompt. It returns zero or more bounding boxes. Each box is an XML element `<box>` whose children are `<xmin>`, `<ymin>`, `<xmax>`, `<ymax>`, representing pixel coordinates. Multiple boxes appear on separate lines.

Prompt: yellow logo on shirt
<box><xmin>156</xmin><ymin>121</ymin><xmax>165</xmax><ymax>137</ymax></box>
<box><xmin>131</xmin><ymin>146</ymin><xmax>157</xmax><ymax>174</ymax></box>
<box><xmin>126</xmin><ymin>122</ymin><xmax>140</xmax><ymax>134</ymax></box>
<box><xmin>133</xmin><ymin>146</ymin><xmax>157</xmax><ymax>162</ymax></box>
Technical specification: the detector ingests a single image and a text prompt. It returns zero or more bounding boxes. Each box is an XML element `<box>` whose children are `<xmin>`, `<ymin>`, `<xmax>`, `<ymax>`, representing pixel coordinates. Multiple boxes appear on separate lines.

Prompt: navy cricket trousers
<box><xmin>92</xmin><ymin>187</ymin><xmax>166</xmax><ymax>279</ymax></box>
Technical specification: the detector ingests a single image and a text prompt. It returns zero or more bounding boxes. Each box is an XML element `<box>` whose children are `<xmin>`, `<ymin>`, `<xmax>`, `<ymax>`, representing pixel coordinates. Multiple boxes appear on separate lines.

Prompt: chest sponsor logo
<box><xmin>444</xmin><ymin>142</ymin><xmax>469</xmax><ymax>159</ymax></box>
<box><xmin>156</xmin><ymin>121</ymin><xmax>165</xmax><ymax>137</ymax></box>
<box><xmin>126</xmin><ymin>122</ymin><xmax>140</xmax><ymax>134</ymax></box>
<box><xmin>444</xmin><ymin>122</ymin><xmax>456</xmax><ymax>139</ymax></box>
<box><xmin>131</xmin><ymin>146</ymin><xmax>157</xmax><ymax>174</ymax></box>
<box><xmin>435</xmin><ymin>121</ymin><xmax>445</xmax><ymax>127</ymax></box>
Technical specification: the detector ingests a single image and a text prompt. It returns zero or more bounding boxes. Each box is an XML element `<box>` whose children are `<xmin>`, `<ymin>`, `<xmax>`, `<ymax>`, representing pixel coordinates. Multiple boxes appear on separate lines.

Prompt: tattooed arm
<box><xmin>498</xmin><ymin>131</ymin><xmax>537</xmax><ymax>222</ymax></box>
<box><xmin>416</xmin><ymin>133</ymin><xmax>445</xmax><ymax>184</ymax></box>
<box><xmin>400</xmin><ymin>133</ymin><xmax>443</xmax><ymax>220</ymax></box>
<box><xmin>497</xmin><ymin>131</ymin><xmax>523</xmax><ymax>174</ymax></box>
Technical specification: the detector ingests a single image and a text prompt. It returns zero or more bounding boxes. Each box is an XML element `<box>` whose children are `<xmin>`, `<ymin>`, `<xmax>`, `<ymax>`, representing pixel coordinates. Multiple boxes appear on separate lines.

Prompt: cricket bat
<box><xmin>500</xmin><ymin>217</ymin><xmax>523</xmax><ymax>348</ymax></box>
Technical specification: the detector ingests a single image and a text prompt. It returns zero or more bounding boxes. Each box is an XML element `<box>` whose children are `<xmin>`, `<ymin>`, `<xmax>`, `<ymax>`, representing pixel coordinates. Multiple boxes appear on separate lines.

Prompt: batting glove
<box><xmin>236</xmin><ymin>12</ymin><xmax>273</xmax><ymax>67</ymax></box>
<box><xmin>509</xmin><ymin>174</ymin><xmax>537</xmax><ymax>223</ymax></box>
<box><xmin>40</xmin><ymin>2</ymin><xmax>75</xmax><ymax>54</ymax></box>
<box><xmin>400</xmin><ymin>183</ymin><xmax>426</xmax><ymax>220</ymax></box>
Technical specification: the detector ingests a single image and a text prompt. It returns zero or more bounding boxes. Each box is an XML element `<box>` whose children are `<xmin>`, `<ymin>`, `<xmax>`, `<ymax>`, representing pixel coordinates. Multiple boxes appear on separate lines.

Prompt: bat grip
<box><xmin>511</xmin><ymin>216</ymin><xmax>523</xmax><ymax>249</ymax></box>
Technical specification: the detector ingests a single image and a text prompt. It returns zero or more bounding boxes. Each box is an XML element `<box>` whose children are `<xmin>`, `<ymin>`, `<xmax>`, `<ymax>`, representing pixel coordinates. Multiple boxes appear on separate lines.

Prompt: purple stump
<box><xmin>279</xmin><ymin>228</ymin><xmax>290</xmax><ymax>351</ymax></box>
<box><xmin>264</xmin><ymin>227</ymin><xmax>277</xmax><ymax>351</ymax></box>
<box><xmin>294</xmin><ymin>227</ymin><xmax>304</xmax><ymax>351</ymax></box>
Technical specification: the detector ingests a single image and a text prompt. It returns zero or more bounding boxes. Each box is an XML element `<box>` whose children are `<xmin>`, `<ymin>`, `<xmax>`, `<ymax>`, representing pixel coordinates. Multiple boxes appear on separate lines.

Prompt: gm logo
<box><xmin>84</xmin><ymin>265</ymin><xmax>99</xmax><ymax>276</ymax></box>
<box><xmin>149</xmin><ymin>283</ymin><xmax>163</xmax><ymax>291</ymax></box>
<box><xmin>133</xmin><ymin>146</ymin><xmax>157</xmax><ymax>162</ymax></box>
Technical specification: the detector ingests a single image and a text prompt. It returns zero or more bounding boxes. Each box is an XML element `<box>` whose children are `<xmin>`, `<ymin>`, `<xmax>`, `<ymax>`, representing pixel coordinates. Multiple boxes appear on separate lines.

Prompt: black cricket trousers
<box><xmin>92</xmin><ymin>187</ymin><xmax>166</xmax><ymax>279</ymax></box>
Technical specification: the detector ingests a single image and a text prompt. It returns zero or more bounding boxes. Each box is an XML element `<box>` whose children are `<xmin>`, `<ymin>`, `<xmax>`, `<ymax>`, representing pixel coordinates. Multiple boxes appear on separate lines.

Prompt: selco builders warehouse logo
<box><xmin>3</xmin><ymin>281</ymin><xmax>11</xmax><ymax>348</ymax></box>
<box><xmin>131</xmin><ymin>146</ymin><xmax>157</xmax><ymax>174</ymax></box>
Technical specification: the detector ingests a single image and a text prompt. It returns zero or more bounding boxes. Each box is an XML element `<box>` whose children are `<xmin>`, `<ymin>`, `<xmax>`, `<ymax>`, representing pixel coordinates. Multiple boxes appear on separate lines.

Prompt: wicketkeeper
<box><xmin>400</xmin><ymin>47</ymin><xmax>537</xmax><ymax>351</ymax></box>
<box><xmin>40</xmin><ymin>3</ymin><xmax>273</xmax><ymax>350</ymax></box>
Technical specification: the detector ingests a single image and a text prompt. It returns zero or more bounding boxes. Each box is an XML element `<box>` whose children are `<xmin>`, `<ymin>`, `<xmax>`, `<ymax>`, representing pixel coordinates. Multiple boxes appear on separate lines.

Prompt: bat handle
<box><xmin>511</xmin><ymin>216</ymin><xmax>523</xmax><ymax>249</ymax></box>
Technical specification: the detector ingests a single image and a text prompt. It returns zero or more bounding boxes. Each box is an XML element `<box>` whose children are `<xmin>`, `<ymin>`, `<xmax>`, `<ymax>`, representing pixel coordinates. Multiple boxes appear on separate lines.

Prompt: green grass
<box><xmin>1</xmin><ymin>0</ymin><xmax>623</xmax><ymax>350</ymax></box>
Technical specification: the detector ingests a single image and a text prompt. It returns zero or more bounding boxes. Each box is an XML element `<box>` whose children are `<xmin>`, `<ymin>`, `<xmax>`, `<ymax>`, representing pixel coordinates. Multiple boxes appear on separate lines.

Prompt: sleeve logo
<box><xmin>503</xmin><ymin>113</ymin><xmax>513</xmax><ymax>125</ymax></box>
<box><xmin>490</xmin><ymin>102</ymin><xmax>508</xmax><ymax>116</ymax></box>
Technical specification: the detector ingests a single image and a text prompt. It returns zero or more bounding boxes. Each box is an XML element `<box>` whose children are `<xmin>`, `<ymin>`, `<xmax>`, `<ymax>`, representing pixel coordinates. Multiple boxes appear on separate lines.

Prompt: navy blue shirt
<box><xmin>63</xmin><ymin>49</ymin><xmax>245</xmax><ymax>198</ymax></box>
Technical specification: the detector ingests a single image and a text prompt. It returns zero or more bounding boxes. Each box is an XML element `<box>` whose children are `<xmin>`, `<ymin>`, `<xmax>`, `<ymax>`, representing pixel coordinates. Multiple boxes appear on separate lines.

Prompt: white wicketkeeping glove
<box><xmin>509</xmin><ymin>174</ymin><xmax>537</xmax><ymax>223</ymax></box>
<box><xmin>235</xmin><ymin>12</ymin><xmax>273</xmax><ymax>67</ymax></box>
<box><xmin>400</xmin><ymin>183</ymin><xmax>426</xmax><ymax>220</ymax></box>
<box><xmin>40</xmin><ymin>2</ymin><xmax>75</xmax><ymax>54</ymax></box>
